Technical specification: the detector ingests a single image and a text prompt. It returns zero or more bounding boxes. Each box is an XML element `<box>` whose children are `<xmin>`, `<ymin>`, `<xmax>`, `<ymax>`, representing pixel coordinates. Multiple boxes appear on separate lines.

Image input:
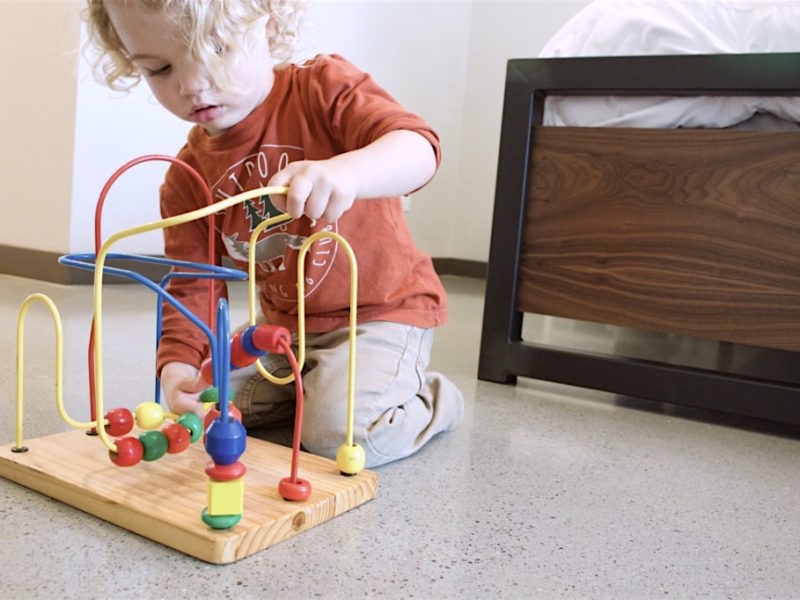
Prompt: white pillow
<box><xmin>540</xmin><ymin>0</ymin><xmax>800</xmax><ymax>128</ymax></box>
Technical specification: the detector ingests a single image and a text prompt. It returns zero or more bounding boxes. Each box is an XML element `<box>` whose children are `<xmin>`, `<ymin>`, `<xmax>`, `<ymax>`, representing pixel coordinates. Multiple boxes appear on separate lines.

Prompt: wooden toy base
<box><xmin>0</xmin><ymin>429</ymin><xmax>377</xmax><ymax>564</ymax></box>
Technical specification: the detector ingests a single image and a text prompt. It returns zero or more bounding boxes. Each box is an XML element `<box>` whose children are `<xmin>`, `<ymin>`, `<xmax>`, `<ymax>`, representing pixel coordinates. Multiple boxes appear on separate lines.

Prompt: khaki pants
<box><xmin>230</xmin><ymin>321</ymin><xmax>464</xmax><ymax>468</ymax></box>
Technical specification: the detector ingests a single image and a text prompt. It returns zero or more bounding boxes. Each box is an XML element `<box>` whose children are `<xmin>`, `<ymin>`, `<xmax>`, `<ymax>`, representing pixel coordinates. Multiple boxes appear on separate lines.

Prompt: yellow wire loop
<box><xmin>297</xmin><ymin>231</ymin><xmax>359</xmax><ymax>447</ymax></box>
<box><xmin>249</xmin><ymin>228</ymin><xmax>359</xmax><ymax>445</ymax></box>
<box><xmin>247</xmin><ymin>214</ymin><xmax>298</xmax><ymax>385</ymax></box>
<box><xmin>247</xmin><ymin>213</ymin><xmax>294</xmax><ymax>386</ymax></box>
<box><xmin>247</xmin><ymin>226</ymin><xmax>359</xmax><ymax>446</ymax></box>
<box><xmin>251</xmin><ymin>229</ymin><xmax>358</xmax><ymax>392</ymax></box>
<box><xmin>15</xmin><ymin>294</ymin><xmax>96</xmax><ymax>450</ymax></box>
<box><xmin>92</xmin><ymin>186</ymin><xmax>289</xmax><ymax>453</ymax></box>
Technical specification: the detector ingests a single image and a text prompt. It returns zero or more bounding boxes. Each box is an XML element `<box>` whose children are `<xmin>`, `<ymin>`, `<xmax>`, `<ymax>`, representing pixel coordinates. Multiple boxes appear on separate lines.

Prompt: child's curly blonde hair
<box><xmin>85</xmin><ymin>0</ymin><xmax>305</xmax><ymax>91</ymax></box>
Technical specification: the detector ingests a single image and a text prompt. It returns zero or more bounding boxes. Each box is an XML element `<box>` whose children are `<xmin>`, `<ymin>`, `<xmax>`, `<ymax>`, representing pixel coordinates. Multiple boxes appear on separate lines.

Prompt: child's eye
<box><xmin>146</xmin><ymin>64</ymin><xmax>172</xmax><ymax>77</ymax></box>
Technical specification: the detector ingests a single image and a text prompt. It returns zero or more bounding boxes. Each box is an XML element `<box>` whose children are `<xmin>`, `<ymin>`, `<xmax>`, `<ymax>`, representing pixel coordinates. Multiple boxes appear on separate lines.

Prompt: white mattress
<box><xmin>539</xmin><ymin>0</ymin><xmax>800</xmax><ymax>128</ymax></box>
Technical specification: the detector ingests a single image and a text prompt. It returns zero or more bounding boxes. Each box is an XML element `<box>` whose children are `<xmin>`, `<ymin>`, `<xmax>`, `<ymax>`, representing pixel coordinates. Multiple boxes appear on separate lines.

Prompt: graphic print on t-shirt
<box><xmin>212</xmin><ymin>143</ymin><xmax>338</xmax><ymax>308</ymax></box>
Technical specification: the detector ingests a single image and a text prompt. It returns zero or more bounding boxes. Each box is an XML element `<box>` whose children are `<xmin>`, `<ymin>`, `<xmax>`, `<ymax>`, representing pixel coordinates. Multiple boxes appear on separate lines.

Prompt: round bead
<box><xmin>204</xmin><ymin>417</ymin><xmax>247</xmax><ymax>465</ymax></box>
<box><xmin>202</xmin><ymin>402</ymin><xmax>243</xmax><ymax>444</ymax></box>
<box><xmin>135</xmin><ymin>401</ymin><xmax>165</xmax><ymax>430</ymax></box>
<box><xmin>279</xmin><ymin>477</ymin><xmax>312</xmax><ymax>502</ymax></box>
<box><xmin>199</xmin><ymin>386</ymin><xmax>216</xmax><ymax>404</ymax></box>
<box><xmin>110</xmin><ymin>437</ymin><xmax>143</xmax><ymax>467</ymax></box>
<box><xmin>104</xmin><ymin>408</ymin><xmax>134</xmax><ymax>437</ymax></box>
<box><xmin>138</xmin><ymin>430</ymin><xmax>168</xmax><ymax>461</ymax></box>
<box><xmin>177</xmin><ymin>412</ymin><xmax>203</xmax><ymax>443</ymax></box>
<box><xmin>200</xmin><ymin>508</ymin><xmax>241</xmax><ymax>530</ymax></box>
<box><xmin>336</xmin><ymin>443</ymin><xmax>366</xmax><ymax>475</ymax></box>
<box><xmin>205</xmin><ymin>460</ymin><xmax>246</xmax><ymax>481</ymax></box>
<box><xmin>199</xmin><ymin>386</ymin><xmax>235</xmax><ymax>405</ymax></box>
<box><xmin>162</xmin><ymin>423</ymin><xmax>191</xmax><ymax>454</ymax></box>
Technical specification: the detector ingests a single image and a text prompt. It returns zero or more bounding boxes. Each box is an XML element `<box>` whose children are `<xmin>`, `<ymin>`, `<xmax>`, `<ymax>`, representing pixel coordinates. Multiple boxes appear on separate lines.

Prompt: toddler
<box><xmin>85</xmin><ymin>0</ymin><xmax>463</xmax><ymax>467</ymax></box>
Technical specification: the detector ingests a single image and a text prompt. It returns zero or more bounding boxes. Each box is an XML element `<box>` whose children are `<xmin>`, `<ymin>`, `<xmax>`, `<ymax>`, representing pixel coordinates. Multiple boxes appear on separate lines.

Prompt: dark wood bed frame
<box><xmin>478</xmin><ymin>53</ymin><xmax>800</xmax><ymax>426</ymax></box>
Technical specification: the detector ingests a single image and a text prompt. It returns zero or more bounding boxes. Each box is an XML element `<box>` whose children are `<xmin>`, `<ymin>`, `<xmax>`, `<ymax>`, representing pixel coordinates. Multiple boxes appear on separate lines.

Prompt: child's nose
<box><xmin>179</xmin><ymin>67</ymin><xmax>210</xmax><ymax>96</ymax></box>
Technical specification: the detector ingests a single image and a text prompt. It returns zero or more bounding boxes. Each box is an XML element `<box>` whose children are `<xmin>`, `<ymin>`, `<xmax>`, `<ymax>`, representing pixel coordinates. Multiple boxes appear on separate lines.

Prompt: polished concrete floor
<box><xmin>1</xmin><ymin>273</ymin><xmax>799</xmax><ymax>599</ymax></box>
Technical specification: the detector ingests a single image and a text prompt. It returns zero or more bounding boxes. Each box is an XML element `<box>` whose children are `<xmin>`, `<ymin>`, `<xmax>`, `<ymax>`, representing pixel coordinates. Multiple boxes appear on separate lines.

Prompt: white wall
<box><xmin>4</xmin><ymin>0</ymin><xmax>591</xmax><ymax>262</ymax></box>
<box><xmin>71</xmin><ymin>27</ymin><xmax>191</xmax><ymax>254</ymax></box>
<box><xmin>300</xmin><ymin>0</ymin><xmax>474</xmax><ymax>260</ymax></box>
<box><xmin>1</xmin><ymin>1</ymin><xmax>80</xmax><ymax>254</ymax></box>
<box><xmin>453</xmin><ymin>0</ymin><xmax>590</xmax><ymax>261</ymax></box>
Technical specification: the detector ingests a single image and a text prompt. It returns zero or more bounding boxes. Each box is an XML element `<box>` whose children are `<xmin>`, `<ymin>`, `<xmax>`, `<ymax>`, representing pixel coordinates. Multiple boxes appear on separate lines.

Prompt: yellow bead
<box><xmin>336</xmin><ymin>443</ymin><xmax>366</xmax><ymax>475</ymax></box>
<box><xmin>207</xmin><ymin>477</ymin><xmax>244</xmax><ymax>516</ymax></box>
<box><xmin>135</xmin><ymin>401</ymin><xmax>165</xmax><ymax>430</ymax></box>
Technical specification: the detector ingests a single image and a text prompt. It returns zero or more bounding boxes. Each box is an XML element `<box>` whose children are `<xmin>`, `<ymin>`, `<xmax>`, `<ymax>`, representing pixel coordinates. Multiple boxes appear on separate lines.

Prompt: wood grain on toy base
<box><xmin>0</xmin><ymin>429</ymin><xmax>377</xmax><ymax>564</ymax></box>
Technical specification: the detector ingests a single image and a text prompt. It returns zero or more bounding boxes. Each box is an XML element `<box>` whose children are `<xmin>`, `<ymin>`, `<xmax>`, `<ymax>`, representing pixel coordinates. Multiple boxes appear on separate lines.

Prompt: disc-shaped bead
<box><xmin>200</xmin><ymin>508</ymin><xmax>241</xmax><ymax>530</ymax></box>
<box><xmin>205</xmin><ymin>460</ymin><xmax>246</xmax><ymax>481</ymax></box>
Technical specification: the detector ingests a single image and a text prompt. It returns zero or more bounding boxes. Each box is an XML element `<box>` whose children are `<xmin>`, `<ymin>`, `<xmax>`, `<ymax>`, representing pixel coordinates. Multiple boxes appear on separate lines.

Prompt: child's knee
<box><xmin>299</xmin><ymin>414</ymin><xmax>347</xmax><ymax>459</ymax></box>
<box><xmin>300</xmin><ymin>411</ymin><xmax>389</xmax><ymax>467</ymax></box>
<box><xmin>300</xmin><ymin>405</ymin><xmax>410</xmax><ymax>467</ymax></box>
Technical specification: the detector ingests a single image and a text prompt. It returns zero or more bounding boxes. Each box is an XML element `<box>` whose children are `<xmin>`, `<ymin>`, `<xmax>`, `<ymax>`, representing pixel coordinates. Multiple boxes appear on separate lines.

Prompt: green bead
<box><xmin>199</xmin><ymin>386</ymin><xmax>235</xmax><ymax>404</ymax></box>
<box><xmin>199</xmin><ymin>387</ymin><xmax>218</xmax><ymax>404</ymax></box>
<box><xmin>177</xmin><ymin>412</ymin><xmax>203</xmax><ymax>443</ymax></box>
<box><xmin>138</xmin><ymin>430</ymin><xmax>168</xmax><ymax>461</ymax></box>
<box><xmin>201</xmin><ymin>508</ymin><xmax>241</xmax><ymax>530</ymax></box>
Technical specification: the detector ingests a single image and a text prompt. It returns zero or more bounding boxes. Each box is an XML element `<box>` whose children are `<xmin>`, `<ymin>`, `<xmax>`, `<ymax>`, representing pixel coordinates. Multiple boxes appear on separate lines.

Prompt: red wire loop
<box><xmin>280</xmin><ymin>337</ymin><xmax>305</xmax><ymax>484</ymax></box>
<box><xmin>88</xmin><ymin>155</ymin><xmax>217</xmax><ymax>420</ymax></box>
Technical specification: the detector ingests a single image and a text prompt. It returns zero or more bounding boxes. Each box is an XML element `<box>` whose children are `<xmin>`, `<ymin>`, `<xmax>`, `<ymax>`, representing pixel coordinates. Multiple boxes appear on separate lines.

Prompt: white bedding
<box><xmin>540</xmin><ymin>0</ymin><xmax>800</xmax><ymax>128</ymax></box>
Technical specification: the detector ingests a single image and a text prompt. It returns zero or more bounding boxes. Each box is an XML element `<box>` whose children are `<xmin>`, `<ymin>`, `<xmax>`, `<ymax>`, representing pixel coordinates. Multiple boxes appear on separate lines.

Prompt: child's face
<box><xmin>103</xmin><ymin>1</ymin><xmax>275</xmax><ymax>136</ymax></box>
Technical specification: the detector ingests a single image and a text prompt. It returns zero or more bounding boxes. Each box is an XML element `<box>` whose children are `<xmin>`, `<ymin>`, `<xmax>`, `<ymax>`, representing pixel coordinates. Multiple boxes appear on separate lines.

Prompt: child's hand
<box><xmin>160</xmin><ymin>361</ymin><xmax>206</xmax><ymax>417</ymax></box>
<box><xmin>267</xmin><ymin>159</ymin><xmax>358</xmax><ymax>223</ymax></box>
<box><xmin>267</xmin><ymin>130</ymin><xmax>437</xmax><ymax>223</ymax></box>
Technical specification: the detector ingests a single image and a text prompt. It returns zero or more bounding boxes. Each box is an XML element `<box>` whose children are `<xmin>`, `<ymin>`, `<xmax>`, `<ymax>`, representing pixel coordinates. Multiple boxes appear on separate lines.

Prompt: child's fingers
<box><xmin>322</xmin><ymin>190</ymin><xmax>355</xmax><ymax>223</ymax></box>
<box><xmin>168</xmin><ymin>392</ymin><xmax>204</xmax><ymax>417</ymax></box>
<box><xmin>305</xmin><ymin>184</ymin><xmax>335</xmax><ymax>221</ymax></box>
<box><xmin>284</xmin><ymin>176</ymin><xmax>313</xmax><ymax>219</ymax></box>
<box><xmin>268</xmin><ymin>192</ymin><xmax>288</xmax><ymax>213</ymax></box>
<box><xmin>267</xmin><ymin>171</ymin><xmax>293</xmax><ymax>214</ymax></box>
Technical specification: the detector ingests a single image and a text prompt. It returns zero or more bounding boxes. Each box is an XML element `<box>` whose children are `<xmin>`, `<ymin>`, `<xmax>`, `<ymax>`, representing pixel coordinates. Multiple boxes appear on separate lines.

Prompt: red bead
<box><xmin>229</xmin><ymin>332</ymin><xmax>251</xmax><ymax>369</ymax></box>
<box><xmin>104</xmin><ymin>408</ymin><xmax>134</xmax><ymax>437</ymax></box>
<box><xmin>278</xmin><ymin>477</ymin><xmax>311</xmax><ymax>502</ymax></box>
<box><xmin>251</xmin><ymin>324</ymin><xmax>292</xmax><ymax>353</ymax></box>
<box><xmin>162</xmin><ymin>423</ymin><xmax>191</xmax><ymax>454</ymax></box>
<box><xmin>110</xmin><ymin>437</ymin><xmax>143</xmax><ymax>467</ymax></box>
<box><xmin>205</xmin><ymin>460</ymin><xmax>246</xmax><ymax>481</ymax></box>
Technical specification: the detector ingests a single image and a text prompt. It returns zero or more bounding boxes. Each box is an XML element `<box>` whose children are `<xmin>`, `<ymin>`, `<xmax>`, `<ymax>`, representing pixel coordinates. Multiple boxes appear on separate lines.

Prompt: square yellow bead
<box><xmin>207</xmin><ymin>478</ymin><xmax>244</xmax><ymax>516</ymax></box>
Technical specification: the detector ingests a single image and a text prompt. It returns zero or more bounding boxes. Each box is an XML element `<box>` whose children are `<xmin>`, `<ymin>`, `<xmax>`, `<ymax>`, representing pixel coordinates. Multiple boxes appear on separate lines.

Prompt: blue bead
<box><xmin>204</xmin><ymin>417</ymin><xmax>247</xmax><ymax>465</ymax></box>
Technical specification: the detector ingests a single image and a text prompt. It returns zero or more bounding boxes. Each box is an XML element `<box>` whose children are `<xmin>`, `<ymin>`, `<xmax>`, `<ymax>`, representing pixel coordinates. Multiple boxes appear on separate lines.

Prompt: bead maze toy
<box><xmin>0</xmin><ymin>155</ymin><xmax>377</xmax><ymax>564</ymax></box>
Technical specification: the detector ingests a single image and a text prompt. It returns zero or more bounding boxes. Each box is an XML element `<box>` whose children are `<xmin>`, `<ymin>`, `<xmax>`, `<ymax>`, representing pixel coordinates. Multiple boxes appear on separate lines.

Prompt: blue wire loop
<box><xmin>59</xmin><ymin>252</ymin><xmax>247</xmax><ymax>405</ymax></box>
<box><xmin>216</xmin><ymin>298</ymin><xmax>231</xmax><ymax>422</ymax></box>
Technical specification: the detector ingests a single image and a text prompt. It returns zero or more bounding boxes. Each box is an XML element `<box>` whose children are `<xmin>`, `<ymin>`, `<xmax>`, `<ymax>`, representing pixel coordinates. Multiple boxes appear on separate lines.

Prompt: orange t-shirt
<box><xmin>156</xmin><ymin>54</ymin><xmax>447</xmax><ymax>371</ymax></box>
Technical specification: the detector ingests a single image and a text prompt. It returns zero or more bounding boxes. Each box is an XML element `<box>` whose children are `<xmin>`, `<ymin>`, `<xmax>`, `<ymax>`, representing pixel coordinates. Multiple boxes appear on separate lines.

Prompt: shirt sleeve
<box><xmin>303</xmin><ymin>54</ymin><xmax>441</xmax><ymax>168</ymax></box>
